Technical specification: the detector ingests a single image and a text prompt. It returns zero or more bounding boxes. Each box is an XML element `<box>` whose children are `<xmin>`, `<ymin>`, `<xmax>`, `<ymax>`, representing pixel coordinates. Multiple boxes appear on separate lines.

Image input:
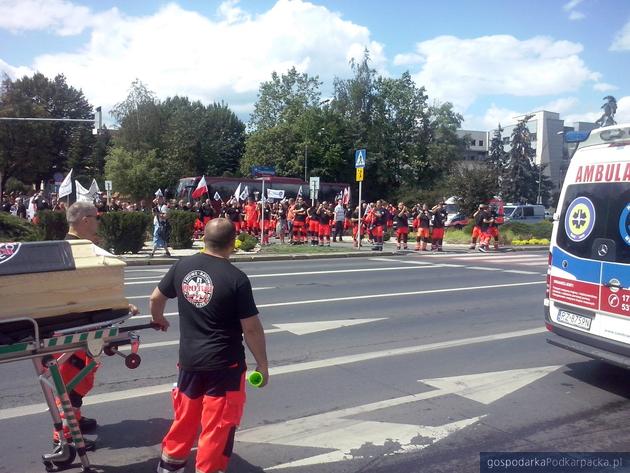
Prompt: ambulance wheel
<box><xmin>104</xmin><ymin>345</ymin><xmax>117</xmax><ymax>356</ymax></box>
<box><xmin>125</xmin><ymin>353</ymin><xmax>141</xmax><ymax>369</ymax></box>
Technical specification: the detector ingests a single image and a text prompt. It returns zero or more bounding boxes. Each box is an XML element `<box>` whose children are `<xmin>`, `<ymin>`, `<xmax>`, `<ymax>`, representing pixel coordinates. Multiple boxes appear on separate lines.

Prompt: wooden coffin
<box><xmin>0</xmin><ymin>240</ymin><xmax>128</xmax><ymax>329</ymax></box>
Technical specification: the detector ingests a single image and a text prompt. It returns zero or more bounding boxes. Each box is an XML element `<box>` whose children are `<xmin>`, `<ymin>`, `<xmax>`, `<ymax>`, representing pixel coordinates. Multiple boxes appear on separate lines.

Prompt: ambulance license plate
<box><xmin>557</xmin><ymin>310</ymin><xmax>592</xmax><ymax>331</ymax></box>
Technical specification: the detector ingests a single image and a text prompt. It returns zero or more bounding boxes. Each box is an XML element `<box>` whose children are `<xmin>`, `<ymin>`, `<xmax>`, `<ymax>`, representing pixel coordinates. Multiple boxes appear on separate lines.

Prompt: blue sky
<box><xmin>0</xmin><ymin>0</ymin><xmax>629</xmax><ymax>129</ymax></box>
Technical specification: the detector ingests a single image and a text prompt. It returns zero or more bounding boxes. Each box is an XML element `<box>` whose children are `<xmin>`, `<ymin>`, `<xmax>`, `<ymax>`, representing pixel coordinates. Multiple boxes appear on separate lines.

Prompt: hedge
<box><xmin>167</xmin><ymin>210</ymin><xmax>197</xmax><ymax>249</ymax></box>
<box><xmin>0</xmin><ymin>213</ymin><xmax>41</xmax><ymax>242</ymax></box>
<box><xmin>237</xmin><ymin>232</ymin><xmax>258</xmax><ymax>252</ymax></box>
<box><xmin>98</xmin><ymin>211</ymin><xmax>152</xmax><ymax>254</ymax></box>
<box><xmin>37</xmin><ymin>210</ymin><xmax>69</xmax><ymax>240</ymax></box>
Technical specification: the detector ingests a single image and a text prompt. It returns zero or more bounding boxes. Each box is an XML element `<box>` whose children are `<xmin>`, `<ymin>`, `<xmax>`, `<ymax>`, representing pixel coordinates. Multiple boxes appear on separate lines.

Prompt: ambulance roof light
<box><xmin>564</xmin><ymin>130</ymin><xmax>590</xmax><ymax>143</ymax></box>
<box><xmin>599</xmin><ymin>127</ymin><xmax>629</xmax><ymax>141</ymax></box>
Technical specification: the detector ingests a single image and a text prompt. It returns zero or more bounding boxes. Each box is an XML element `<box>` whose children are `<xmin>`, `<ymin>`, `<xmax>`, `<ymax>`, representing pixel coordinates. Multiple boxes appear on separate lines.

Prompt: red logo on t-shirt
<box><xmin>181</xmin><ymin>270</ymin><xmax>214</xmax><ymax>308</ymax></box>
<box><xmin>0</xmin><ymin>242</ymin><xmax>20</xmax><ymax>265</ymax></box>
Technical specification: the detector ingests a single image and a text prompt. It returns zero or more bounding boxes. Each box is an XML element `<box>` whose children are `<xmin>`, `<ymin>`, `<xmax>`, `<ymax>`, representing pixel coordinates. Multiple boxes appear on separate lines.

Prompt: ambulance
<box><xmin>546</xmin><ymin>123</ymin><xmax>630</xmax><ymax>367</ymax></box>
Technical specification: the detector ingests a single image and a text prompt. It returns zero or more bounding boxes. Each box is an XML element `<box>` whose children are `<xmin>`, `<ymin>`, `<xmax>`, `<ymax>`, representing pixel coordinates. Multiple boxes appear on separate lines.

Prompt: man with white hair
<box><xmin>65</xmin><ymin>201</ymin><xmax>100</xmax><ymax>242</ymax></box>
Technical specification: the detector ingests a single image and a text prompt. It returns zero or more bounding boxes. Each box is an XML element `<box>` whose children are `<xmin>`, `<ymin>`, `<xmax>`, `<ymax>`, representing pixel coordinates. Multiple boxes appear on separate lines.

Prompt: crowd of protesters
<box><xmin>3</xmin><ymin>189</ymin><xmax>506</xmax><ymax>252</ymax></box>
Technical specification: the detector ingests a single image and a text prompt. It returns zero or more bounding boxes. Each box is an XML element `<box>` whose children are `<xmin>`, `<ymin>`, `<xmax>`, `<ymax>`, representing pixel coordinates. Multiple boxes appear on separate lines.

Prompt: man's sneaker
<box><xmin>79</xmin><ymin>417</ymin><xmax>97</xmax><ymax>432</ymax></box>
<box><xmin>468</xmin><ymin>245</ymin><xmax>476</xmax><ymax>250</ymax></box>
<box><xmin>478</xmin><ymin>246</ymin><xmax>487</xmax><ymax>253</ymax></box>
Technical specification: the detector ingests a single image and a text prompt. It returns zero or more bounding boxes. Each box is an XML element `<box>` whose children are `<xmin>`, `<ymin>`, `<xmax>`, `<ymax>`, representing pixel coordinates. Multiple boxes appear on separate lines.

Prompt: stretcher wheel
<box><xmin>125</xmin><ymin>353</ymin><xmax>141</xmax><ymax>369</ymax></box>
<box><xmin>43</xmin><ymin>444</ymin><xmax>76</xmax><ymax>470</ymax></box>
<box><xmin>104</xmin><ymin>345</ymin><xmax>117</xmax><ymax>356</ymax></box>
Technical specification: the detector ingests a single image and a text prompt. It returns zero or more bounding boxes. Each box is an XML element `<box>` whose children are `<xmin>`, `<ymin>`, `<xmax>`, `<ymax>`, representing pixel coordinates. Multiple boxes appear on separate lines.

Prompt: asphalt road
<box><xmin>2</xmin><ymin>250</ymin><xmax>630</xmax><ymax>473</ymax></box>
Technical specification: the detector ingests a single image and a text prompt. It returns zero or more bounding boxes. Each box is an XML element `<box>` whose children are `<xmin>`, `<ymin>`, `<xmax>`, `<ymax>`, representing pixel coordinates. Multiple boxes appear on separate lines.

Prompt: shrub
<box><xmin>0</xmin><ymin>213</ymin><xmax>41</xmax><ymax>242</ymax></box>
<box><xmin>98</xmin><ymin>211</ymin><xmax>152</xmax><ymax>254</ymax></box>
<box><xmin>37</xmin><ymin>210</ymin><xmax>68</xmax><ymax>240</ymax></box>
<box><xmin>167</xmin><ymin>210</ymin><xmax>197</xmax><ymax>249</ymax></box>
<box><xmin>237</xmin><ymin>232</ymin><xmax>258</xmax><ymax>252</ymax></box>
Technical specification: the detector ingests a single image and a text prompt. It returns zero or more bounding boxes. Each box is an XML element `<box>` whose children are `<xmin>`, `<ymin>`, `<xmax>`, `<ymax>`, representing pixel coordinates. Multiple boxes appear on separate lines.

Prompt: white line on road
<box><xmin>129</xmin><ymin>280</ymin><xmax>545</xmax><ymax>319</ymax></box>
<box><xmin>125</xmin><ymin>287</ymin><xmax>275</xmax><ymax>300</ymax></box>
<box><xmin>0</xmin><ymin>326</ymin><xmax>546</xmax><ymax>420</ymax></box>
<box><xmin>124</xmin><ymin>265</ymin><xmax>446</xmax><ymax>285</ymax></box>
<box><xmin>254</xmin><ymin>281</ymin><xmax>545</xmax><ymax>308</ymax></box>
<box><xmin>503</xmin><ymin>270</ymin><xmax>541</xmax><ymax>275</ymax></box>
<box><xmin>465</xmin><ymin>266</ymin><xmax>503</xmax><ymax>271</ymax></box>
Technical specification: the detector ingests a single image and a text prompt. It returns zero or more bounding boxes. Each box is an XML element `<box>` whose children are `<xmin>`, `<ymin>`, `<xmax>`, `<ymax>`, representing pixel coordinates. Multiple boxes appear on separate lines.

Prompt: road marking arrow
<box><xmin>238</xmin><ymin>365</ymin><xmax>561</xmax><ymax>470</ymax></box>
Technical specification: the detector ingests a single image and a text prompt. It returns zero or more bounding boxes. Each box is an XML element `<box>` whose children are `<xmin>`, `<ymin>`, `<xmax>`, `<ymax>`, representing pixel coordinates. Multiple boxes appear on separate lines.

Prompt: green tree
<box><xmin>111</xmin><ymin>79</ymin><xmax>163</xmax><ymax>152</ymax></box>
<box><xmin>249</xmin><ymin>67</ymin><xmax>322</xmax><ymax>131</ymax></box>
<box><xmin>201</xmin><ymin>102</ymin><xmax>245</xmax><ymax>176</ymax></box>
<box><xmin>0</xmin><ymin>73</ymin><xmax>94</xmax><ymax>196</ymax></box>
<box><xmin>104</xmin><ymin>147</ymin><xmax>165</xmax><ymax>200</ymax></box>
<box><xmin>487</xmin><ymin>124</ymin><xmax>508</xmax><ymax>176</ymax></box>
<box><xmin>502</xmin><ymin>115</ymin><xmax>537</xmax><ymax>203</ymax></box>
<box><xmin>448</xmin><ymin>166</ymin><xmax>500</xmax><ymax>217</ymax></box>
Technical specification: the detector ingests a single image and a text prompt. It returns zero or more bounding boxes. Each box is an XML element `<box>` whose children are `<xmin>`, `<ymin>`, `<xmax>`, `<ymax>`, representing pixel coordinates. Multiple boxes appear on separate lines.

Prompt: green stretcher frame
<box><xmin>0</xmin><ymin>314</ymin><xmax>149</xmax><ymax>473</ymax></box>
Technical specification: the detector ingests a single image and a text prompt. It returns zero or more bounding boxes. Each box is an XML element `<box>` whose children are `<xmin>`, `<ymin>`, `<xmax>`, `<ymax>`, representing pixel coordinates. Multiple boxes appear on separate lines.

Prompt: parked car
<box><xmin>445</xmin><ymin>212</ymin><xmax>469</xmax><ymax>229</ymax></box>
<box><xmin>503</xmin><ymin>204</ymin><xmax>545</xmax><ymax>223</ymax></box>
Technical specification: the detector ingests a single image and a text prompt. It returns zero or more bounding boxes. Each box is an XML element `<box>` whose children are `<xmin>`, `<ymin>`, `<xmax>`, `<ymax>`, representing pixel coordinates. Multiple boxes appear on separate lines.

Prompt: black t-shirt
<box><xmin>319</xmin><ymin>209</ymin><xmax>332</xmax><ymax>225</ymax></box>
<box><xmin>433</xmin><ymin>209</ymin><xmax>446</xmax><ymax>229</ymax></box>
<box><xmin>373</xmin><ymin>209</ymin><xmax>385</xmax><ymax>226</ymax></box>
<box><xmin>294</xmin><ymin>204</ymin><xmax>307</xmax><ymax>222</ymax></box>
<box><xmin>225</xmin><ymin>207</ymin><xmax>240</xmax><ymax>223</ymax></box>
<box><xmin>419</xmin><ymin>212</ymin><xmax>431</xmax><ymax>228</ymax></box>
<box><xmin>394</xmin><ymin>211</ymin><xmax>408</xmax><ymax>228</ymax></box>
<box><xmin>479</xmin><ymin>210</ymin><xmax>491</xmax><ymax>232</ymax></box>
<box><xmin>475</xmin><ymin>211</ymin><xmax>485</xmax><ymax>227</ymax></box>
<box><xmin>158</xmin><ymin>253</ymin><xmax>258</xmax><ymax>371</ymax></box>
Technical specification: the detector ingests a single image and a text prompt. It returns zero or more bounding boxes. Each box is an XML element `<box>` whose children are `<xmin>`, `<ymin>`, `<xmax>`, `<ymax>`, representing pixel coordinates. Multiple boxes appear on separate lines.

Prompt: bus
<box><xmin>175</xmin><ymin>176</ymin><xmax>349</xmax><ymax>204</ymax></box>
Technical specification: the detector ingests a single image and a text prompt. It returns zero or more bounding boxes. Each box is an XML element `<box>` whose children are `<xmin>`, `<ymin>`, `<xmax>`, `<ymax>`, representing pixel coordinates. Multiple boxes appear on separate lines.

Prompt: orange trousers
<box><xmin>159</xmin><ymin>365</ymin><xmax>246</xmax><ymax>473</ymax></box>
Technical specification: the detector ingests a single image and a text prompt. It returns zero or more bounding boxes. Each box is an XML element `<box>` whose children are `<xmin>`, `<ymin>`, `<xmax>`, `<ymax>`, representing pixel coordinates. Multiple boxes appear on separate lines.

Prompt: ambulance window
<box><xmin>523</xmin><ymin>207</ymin><xmax>534</xmax><ymax>217</ymax></box>
<box><xmin>513</xmin><ymin>208</ymin><xmax>522</xmax><ymax>218</ymax></box>
<box><xmin>557</xmin><ymin>183</ymin><xmax>630</xmax><ymax>264</ymax></box>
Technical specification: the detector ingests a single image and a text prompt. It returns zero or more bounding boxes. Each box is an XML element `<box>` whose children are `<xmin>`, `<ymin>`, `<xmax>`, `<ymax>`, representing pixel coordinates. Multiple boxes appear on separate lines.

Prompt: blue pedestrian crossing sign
<box><xmin>355</xmin><ymin>149</ymin><xmax>366</xmax><ymax>168</ymax></box>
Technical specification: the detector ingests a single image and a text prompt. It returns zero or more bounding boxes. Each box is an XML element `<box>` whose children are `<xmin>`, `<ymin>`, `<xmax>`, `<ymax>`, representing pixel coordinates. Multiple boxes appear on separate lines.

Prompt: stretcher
<box><xmin>0</xmin><ymin>313</ymin><xmax>158</xmax><ymax>472</ymax></box>
<box><xmin>0</xmin><ymin>240</ymin><xmax>156</xmax><ymax>472</ymax></box>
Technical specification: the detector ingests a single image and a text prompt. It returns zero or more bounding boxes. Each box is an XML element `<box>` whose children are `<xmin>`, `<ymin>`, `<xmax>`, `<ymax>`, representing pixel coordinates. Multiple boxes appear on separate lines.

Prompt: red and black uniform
<box><xmin>318</xmin><ymin>207</ymin><xmax>333</xmax><ymax>245</ymax></box>
<box><xmin>292</xmin><ymin>203</ymin><xmax>307</xmax><ymax>243</ymax></box>
<box><xmin>431</xmin><ymin>209</ymin><xmax>447</xmax><ymax>251</ymax></box>
<box><xmin>244</xmin><ymin>203</ymin><xmax>259</xmax><ymax>236</ymax></box>
<box><xmin>307</xmin><ymin>206</ymin><xmax>319</xmax><ymax>245</ymax></box>
<box><xmin>225</xmin><ymin>207</ymin><xmax>241</xmax><ymax>233</ymax></box>
<box><xmin>261</xmin><ymin>206</ymin><xmax>272</xmax><ymax>244</ymax></box>
<box><xmin>394</xmin><ymin>210</ymin><xmax>409</xmax><ymax>249</ymax></box>
<box><xmin>371</xmin><ymin>208</ymin><xmax>385</xmax><ymax>250</ymax></box>
<box><xmin>157</xmin><ymin>253</ymin><xmax>258</xmax><ymax>473</ymax></box>
<box><xmin>416</xmin><ymin>211</ymin><xmax>431</xmax><ymax>251</ymax></box>
<box><xmin>479</xmin><ymin>209</ymin><xmax>493</xmax><ymax>250</ymax></box>
<box><xmin>351</xmin><ymin>208</ymin><xmax>361</xmax><ymax>246</ymax></box>
<box><xmin>470</xmin><ymin>209</ymin><xmax>484</xmax><ymax>249</ymax></box>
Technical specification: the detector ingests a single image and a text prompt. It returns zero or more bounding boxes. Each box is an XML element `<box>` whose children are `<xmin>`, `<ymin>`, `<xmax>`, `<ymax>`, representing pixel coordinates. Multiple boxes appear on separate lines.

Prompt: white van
<box><xmin>503</xmin><ymin>204</ymin><xmax>545</xmax><ymax>222</ymax></box>
<box><xmin>546</xmin><ymin>124</ymin><xmax>630</xmax><ymax>367</ymax></box>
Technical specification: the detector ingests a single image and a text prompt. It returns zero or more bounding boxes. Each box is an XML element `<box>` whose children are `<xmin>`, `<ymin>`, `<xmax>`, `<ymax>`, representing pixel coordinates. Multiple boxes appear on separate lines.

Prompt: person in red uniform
<box><xmin>415</xmin><ymin>204</ymin><xmax>431</xmax><ymax>251</ymax></box>
<box><xmin>469</xmin><ymin>204</ymin><xmax>485</xmax><ymax>250</ymax></box>
<box><xmin>317</xmin><ymin>201</ymin><xmax>334</xmax><ymax>246</ymax></box>
<box><xmin>394</xmin><ymin>202</ymin><xmax>409</xmax><ymax>250</ymax></box>
<box><xmin>58</xmin><ymin>202</ymin><xmax>138</xmax><ymax>449</ymax></box>
<box><xmin>371</xmin><ymin>200</ymin><xmax>386</xmax><ymax>251</ymax></box>
<box><xmin>488</xmin><ymin>205</ymin><xmax>502</xmax><ymax>250</ymax></box>
<box><xmin>292</xmin><ymin>197</ymin><xmax>307</xmax><ymax>244</ymax></box>
<box><xmin>307</xmin><ymin>204</ymin><xmax>320</xmax><ymax>246</ymax></box>
<box><xmin>431</xmin><ymin>202</ymin><xmax>447</xmax><ymax>251</ymax></box>
<box><xmin>477</xmin><ymin>205</ymin><xmax>494</xmax><ymax>253</ymax></box>
<box><xmin>225</xmin><ymin>200</ymin><xmax>242</xmax><ymax>234</ymax></box>
<box><xmin>151</xmin><ymin>218</ymin><xmax>269</xmax><ymax>473</ymax></box>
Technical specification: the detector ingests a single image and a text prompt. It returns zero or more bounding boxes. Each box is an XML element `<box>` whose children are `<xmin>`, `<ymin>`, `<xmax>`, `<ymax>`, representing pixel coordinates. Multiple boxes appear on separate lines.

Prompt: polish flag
<box><xmin>342</xmin><ymin>186</ymin><xmax>350</xmax><ymax>205</ymax></box>
<box><xmin>192</xmin><ymin>176</ymin><xmax>208</xmax><ymax>199</ymax></box>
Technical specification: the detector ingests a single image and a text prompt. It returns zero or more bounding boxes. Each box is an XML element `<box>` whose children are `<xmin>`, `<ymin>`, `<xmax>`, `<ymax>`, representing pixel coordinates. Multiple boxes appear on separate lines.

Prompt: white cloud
<box><xmin>1</xmin><ymin>0</ymin><xmax>385</xmax><ymax>119</ymax></box>
<box><xmin>616</xmin><ymin>96</ymin><xmax>630</xmax><ymax>123</ymax></box>
<box><xmin>463</xmin><ymin>104</ymin><xmax>522</xmax><ymax>130</ymax></box>
<box><xmin>593</xmin><ymin>82</ymin><xmax>618</xmax><ymax>92</ymax></box>
<box><xmin>568</xmin><ymin>10</ymin><xmax>585</xmax><ymax>21</ymax></box>
<box><xmin>563</xmin><ymin>0</ymin><xmax>584</xmax><ymax>11</ymax></box>
<box><xmin>393</xmin><ymin>52</ymin><xmax>424</xmax><ymax>66</ymax></box>
<box><xmin>541</xmin><ymin>97</ymin><xmax>579</xmax><ymax>114</ymax></box>
<box><xmin>611</xmin><ymin>19</ymin><xmax>630</xmax><ymax>51</ymax></box>
<box><xmin>404</xmin><ymin>35</ymin><xmax>599</xmax><ymax>111</ymax></box>
<box><xmin>0</xmin><ymin>0</ymin><xmax>113</xmax><ymax>36</ymax></box>
<box><xmin>0</xmin><ymin>58</ymin><xmax>34</xmax><ymax>79</ymax></box>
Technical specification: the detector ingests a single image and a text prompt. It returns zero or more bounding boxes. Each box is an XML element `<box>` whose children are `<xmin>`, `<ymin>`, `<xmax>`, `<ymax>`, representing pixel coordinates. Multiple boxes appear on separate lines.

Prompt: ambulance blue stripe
<box><xmin>551</xmin><ymin>247</ymin><xmax>601</xmax><ymax>284</ymax></box>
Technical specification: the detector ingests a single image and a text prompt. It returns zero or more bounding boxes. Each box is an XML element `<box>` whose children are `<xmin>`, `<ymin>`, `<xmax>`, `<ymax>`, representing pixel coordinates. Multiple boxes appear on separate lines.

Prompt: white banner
<box><xmin>75</xmin><ymin>180</ymin><xmax>95</xmax><ymax>202</ymax></box>
<box><xmin>58</xmin><ymin>169</ymin><xmax>73</xmax><ymax>199</ymax></box>
<box><xmin>89</xmin><ymin>178</ymin><xmax>100</xmax><ymax>195</ymax></box>
<box><xmin>267</xmin><ymin>189</ymin><xmax>285</xmax><ymax>199</ymax></box>
<box><xmin>239</xmin><ymin>185</ymin><xmax>249</xmax><ymax>201</ymax></box>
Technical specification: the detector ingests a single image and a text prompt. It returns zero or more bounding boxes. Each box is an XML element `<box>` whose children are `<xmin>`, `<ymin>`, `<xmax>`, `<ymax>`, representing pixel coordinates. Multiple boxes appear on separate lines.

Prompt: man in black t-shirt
<box><xmin>151</xmin><ymin>218</ymin><xmax>268</xmax><ymax>473</ymax></box>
